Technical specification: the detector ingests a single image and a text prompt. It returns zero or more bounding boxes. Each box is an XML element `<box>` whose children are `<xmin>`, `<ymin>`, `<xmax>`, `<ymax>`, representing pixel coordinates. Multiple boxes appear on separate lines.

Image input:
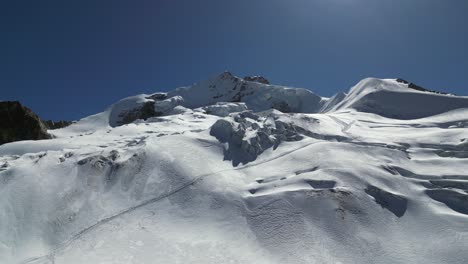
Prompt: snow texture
<box><xmin>2</xmin><ymin>73</ymin><xmax>468</xmax><ymax>264</ymax></box>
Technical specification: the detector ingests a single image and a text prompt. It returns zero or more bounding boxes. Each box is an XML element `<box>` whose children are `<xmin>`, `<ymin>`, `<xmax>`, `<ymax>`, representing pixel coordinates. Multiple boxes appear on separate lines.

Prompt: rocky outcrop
<box><xmin>0</xmin><ymin>101</ymin><xmax>51</xmax><ymax>145</ymax></box>
<box><xmin>111</xmin><ymin>94</ymin><xmax>185</xmax><ymax>126</ymax></box>
<box><xmin>146</xmin><ymin>92</ymin><xmax>168</xmax><ymax>101</ymax></box>
<box><xmin>43</xmin><ymin>120</ymin><xmax>73</xmax><ymax>130</ymax></box>
<box><xmin>116</xmin><ymin>101</ymin><xmax>157</xmax><ymax>126</ymax></box>
<box><xmin>243</xmin><ymin>76</ymin><xmax>270</xmax><ymax>85</ymax></box>
<box><xmin>396</xmin><ymin>78</ymin><xmax>451</xmax><ymax>95</ymax></box>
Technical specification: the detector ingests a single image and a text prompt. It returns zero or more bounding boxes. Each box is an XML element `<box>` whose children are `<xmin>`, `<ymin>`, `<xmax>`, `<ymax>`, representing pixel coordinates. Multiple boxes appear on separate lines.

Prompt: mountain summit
<box><xmin>1</xmin><ymin>73</ymin><xmax>468</xmax><ymax>264</ymax></box>
<box><xmin>82</xmin><ymin>72</ymin><xmax>468</xmax><ymax>128</ymax></box>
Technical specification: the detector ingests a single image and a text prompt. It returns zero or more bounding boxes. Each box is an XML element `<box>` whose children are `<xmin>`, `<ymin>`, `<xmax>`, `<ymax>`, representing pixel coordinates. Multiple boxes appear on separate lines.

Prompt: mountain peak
<box><xmin>49</xmin><ymin>74</ymin><xmax>468</xmax><ymax>130</ymax></box>
<box><xmin>2</xmin><ymin>74</ymin><xmax>468</xmax><ymax>264</ymax></box>
<box><xmin>218</xmin><ymin>71</ymin><xmax>236</xmax><ymax>80</ymax></box>
<box><xmin>243</xmin><ymin>75</ymin><xmax>270</xmax><ymax>84</ymax></box>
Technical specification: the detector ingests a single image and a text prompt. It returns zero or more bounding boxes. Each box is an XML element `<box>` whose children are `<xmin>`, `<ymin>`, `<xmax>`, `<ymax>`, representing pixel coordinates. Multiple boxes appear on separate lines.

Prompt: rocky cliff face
<box><xmin>0</xmin><ymin>101</ymin><xmax>51</xmax><ymax>144</ymax></box>
<box><xmin>43</xmin><ymin>120</ymin><xmax>74</xmax><ymax>130</ymax></box>
<box><xmin>243</xmin><ymin>75</ymin><xmax>270</xmax><ymax>84</ymax></box>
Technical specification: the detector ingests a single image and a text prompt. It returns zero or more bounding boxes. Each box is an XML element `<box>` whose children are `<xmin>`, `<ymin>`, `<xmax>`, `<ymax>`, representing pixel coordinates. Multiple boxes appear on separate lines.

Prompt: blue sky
<box><xmin>1</xmin><ymin>0</ymin><xmax>467</xmax><ymax>120</ymax></box>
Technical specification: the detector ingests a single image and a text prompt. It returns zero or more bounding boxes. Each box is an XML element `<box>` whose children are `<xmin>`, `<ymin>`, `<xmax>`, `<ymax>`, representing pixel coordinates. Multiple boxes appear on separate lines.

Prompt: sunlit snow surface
<box><xmin>1</xmin><ymin>77</ymin><xmax>468</xmax><ymax>263</ymax></box>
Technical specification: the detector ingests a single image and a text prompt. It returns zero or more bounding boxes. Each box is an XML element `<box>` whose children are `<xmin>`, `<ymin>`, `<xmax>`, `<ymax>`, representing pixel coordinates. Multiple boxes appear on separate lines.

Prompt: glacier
<box><xmin>1</xmin><ymin>73</ymin><xmax>468</xmax><ymax>264</ymax></box>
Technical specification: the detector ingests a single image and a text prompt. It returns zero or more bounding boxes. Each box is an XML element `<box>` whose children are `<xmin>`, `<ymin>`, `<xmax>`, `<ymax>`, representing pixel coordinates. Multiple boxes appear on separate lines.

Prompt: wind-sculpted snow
<box><xmin>365</xmin><ymin>185</ymin><xmax>408</xmax><ymax>217</ymax></box>
<box><xmin>425</xmin><ymin>189</ymin><xmax>468</xmax><ymax>215</ymax></box>
<box><xmin>329</xmin><ymin>78</ymin><xmax>468</xmax><ymax>119</ymax></box>
<box><xmin>2</xmin><ymin>75</ymin><xmax>468</xmax><ymax>263</ymax></box>
<box><xmin>436</xmin><ymin>140</ymin><xmax>468</xmax><ymax>158</ymax></box>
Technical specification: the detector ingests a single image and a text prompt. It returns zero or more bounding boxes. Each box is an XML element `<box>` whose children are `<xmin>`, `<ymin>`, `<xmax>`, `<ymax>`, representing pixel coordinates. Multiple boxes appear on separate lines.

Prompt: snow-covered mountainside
<box><xmin>1</xmin><ymin>73</ymin><xmax>468</xmax><ymax>264</ymax></box>
<box><xmin>329</xmin><ymin>78</ymin><xmax>468</xmax><ymax>119</ymax></box>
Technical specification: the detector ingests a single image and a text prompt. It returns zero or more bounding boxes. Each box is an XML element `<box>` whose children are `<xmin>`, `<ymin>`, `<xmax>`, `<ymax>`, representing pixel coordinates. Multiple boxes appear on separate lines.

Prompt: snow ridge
<box><xmin>77</xmin><ymin>73</ymin><xmax>468</xmax><ymax>129</ymax></box>
<box><xmin>1</xmin><ymin>73</ymin><xmax>468</xmax><ymax>264</ymax></box>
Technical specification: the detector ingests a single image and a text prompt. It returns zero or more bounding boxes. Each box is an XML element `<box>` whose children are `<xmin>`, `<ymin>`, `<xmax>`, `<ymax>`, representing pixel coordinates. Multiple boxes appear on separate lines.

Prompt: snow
<box><xmin>167</xmin><ymin>72</ymin><xmax>327</xmax><ymax>113</ymax></box>
<box><xmin>199</xmin><ymin>102</ymin><xmax>248</xmax><ymax>117</ymax></box>
<box><xmin>1</xmin><ymin>74</ymin><xmax>468</xmax><ymax>263</ymax></box>
<box><xmin>108</xmin><ymin>95</ymin><xmax>153</xmax><ymax>127</ymax></box>
<box><xmin>153</xmin><ymin>95</ymin><xmax>184</xmax><ymax>114</ymax></box>
<box><xmin>328</xmin><ymin>78</ymin><xmax>468</xmax><ymax>119</ymax></box>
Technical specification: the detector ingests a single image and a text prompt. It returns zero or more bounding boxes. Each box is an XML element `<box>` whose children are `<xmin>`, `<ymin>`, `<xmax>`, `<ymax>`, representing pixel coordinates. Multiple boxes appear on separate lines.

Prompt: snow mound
<box><xmin>329</xmin><ymin>78</ymin><xmax>468</xmax><ymax>119</ymax></box>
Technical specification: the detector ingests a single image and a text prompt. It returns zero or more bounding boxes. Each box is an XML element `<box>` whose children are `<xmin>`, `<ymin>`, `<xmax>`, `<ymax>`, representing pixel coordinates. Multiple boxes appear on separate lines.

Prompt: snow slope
<box><xmin>1</xmin><ymin>74</ymin><xmax>468</xmax><ymax>264</ymax></box>
<box><xmin>328</xmin><ymin>78</ymin><xmax>468</xmax><ymax>119</ymax></box>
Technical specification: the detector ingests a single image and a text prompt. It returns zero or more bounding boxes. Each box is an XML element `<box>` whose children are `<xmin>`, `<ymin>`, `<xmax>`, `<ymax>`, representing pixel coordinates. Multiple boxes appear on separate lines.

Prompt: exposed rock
<box><xmin>396</xmin><ymin>78</ymin><xmax>451</xmax><ymax>95</ymax></box>
<box><xmin>146</xmin><ymin>92</ymin><xmax>168</xmax><ymax>100</ymax></box>
<box><xmin>243</xmin><ymin>76</ymin><xmax>270</xmax><ymax>85</ymax></box>
<box><xmin>271</xmin><ymin>101</ymin><xmax>292</xmax><ymax>113</ymax></box>
<box><xmin>116</xmin><ymin>101</ymin><xmax>157</xmax><ymax>126</ymax></box>
<box><xmin>0</xmin><ymin>101</ymin><xmax>51</xmax><ymax>145</ymax></box>
<box><xmin>112</xmin><ymin>94</ymin><xmax>185</xmax><ymax>126</ymax></box>
<box><xmin>43</xmin><ymin>120</ymin><xmax>73</xmax><ymax>130</ymax></box>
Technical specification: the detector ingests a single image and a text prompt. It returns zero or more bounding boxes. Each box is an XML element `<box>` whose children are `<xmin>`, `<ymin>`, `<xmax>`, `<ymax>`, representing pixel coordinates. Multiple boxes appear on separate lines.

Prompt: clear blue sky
<box><xmin>1</xmin><ymin>0</ymin><xmax>467</xmax><ymax>120</ymax></box>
